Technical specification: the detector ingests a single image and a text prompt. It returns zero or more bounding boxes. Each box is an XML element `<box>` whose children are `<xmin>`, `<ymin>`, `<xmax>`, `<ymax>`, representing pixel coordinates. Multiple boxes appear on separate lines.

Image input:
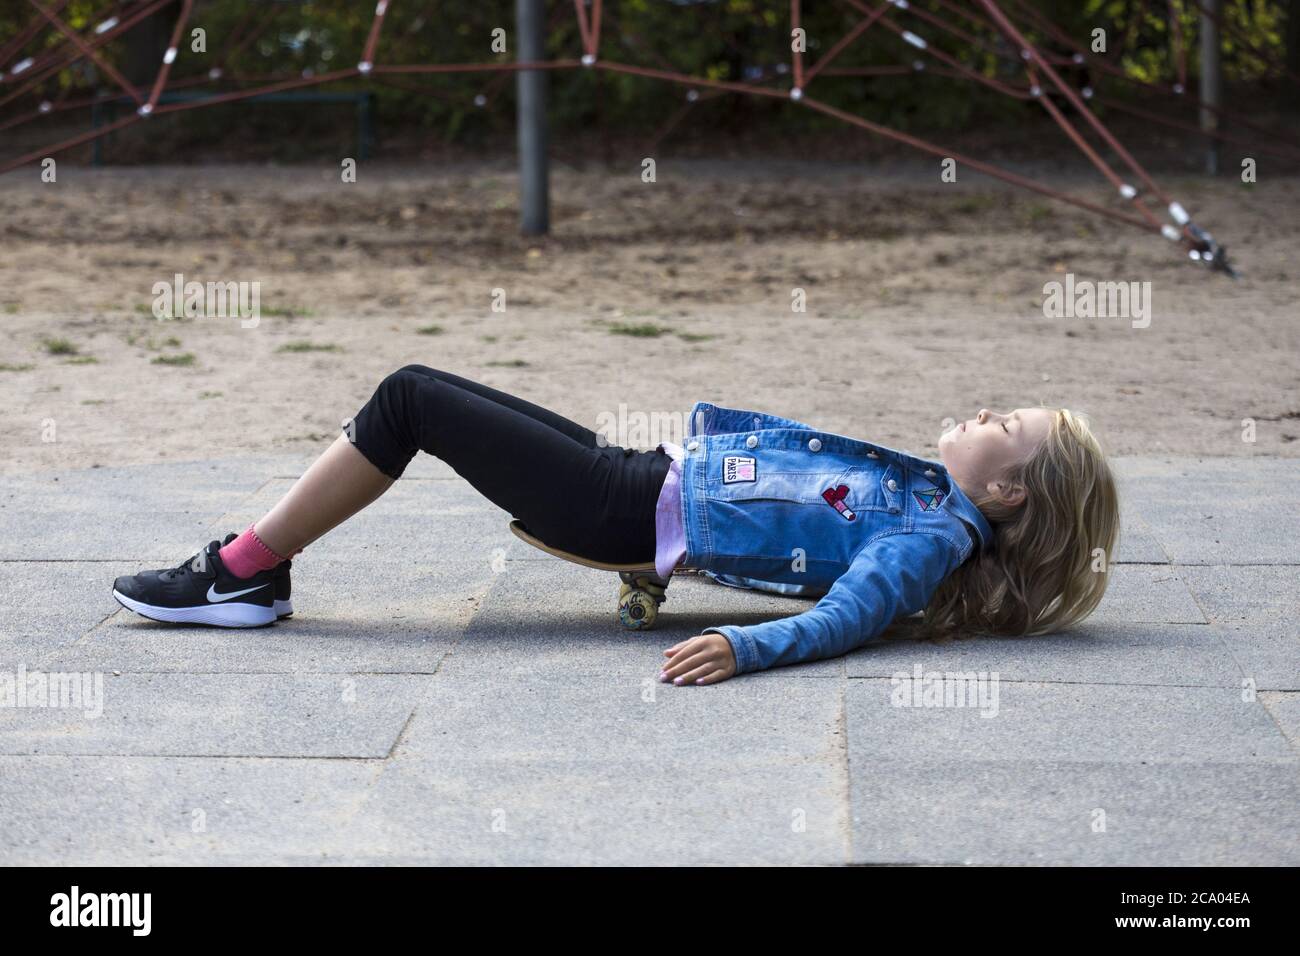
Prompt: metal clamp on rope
<box><xmin>1185</xmin><ymin>222</ymin><xmax>1239</xmax><ymax>278</ymax></box>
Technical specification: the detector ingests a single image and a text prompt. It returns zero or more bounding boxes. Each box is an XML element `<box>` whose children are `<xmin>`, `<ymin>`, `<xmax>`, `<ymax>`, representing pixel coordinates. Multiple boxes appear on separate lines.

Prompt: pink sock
<box><xmin>219</xmin><ymin>523</ymin><xmax>296</xmax><ymax>579</ymax></box>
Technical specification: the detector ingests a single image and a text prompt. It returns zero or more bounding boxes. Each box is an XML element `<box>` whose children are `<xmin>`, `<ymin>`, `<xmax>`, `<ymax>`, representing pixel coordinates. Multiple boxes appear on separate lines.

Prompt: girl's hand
<box><xmin>659</xmin><ymin>633</ymin><xmax>736</xmax><ymax>686</ymax></box>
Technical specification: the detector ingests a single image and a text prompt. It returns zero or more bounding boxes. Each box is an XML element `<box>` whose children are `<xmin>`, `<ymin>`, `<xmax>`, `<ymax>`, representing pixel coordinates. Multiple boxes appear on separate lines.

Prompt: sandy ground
<box><xmin>1</xmin><ymin>157</ymin><xmax>1297</xmax><ymax>476</ymax></box>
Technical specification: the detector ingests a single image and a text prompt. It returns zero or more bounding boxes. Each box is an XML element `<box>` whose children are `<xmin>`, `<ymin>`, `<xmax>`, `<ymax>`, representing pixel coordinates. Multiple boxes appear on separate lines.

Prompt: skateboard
<box><xmin>508</xmin><ymin>519</ymin><xmax>696</xmax><ymax>630</ymax></box>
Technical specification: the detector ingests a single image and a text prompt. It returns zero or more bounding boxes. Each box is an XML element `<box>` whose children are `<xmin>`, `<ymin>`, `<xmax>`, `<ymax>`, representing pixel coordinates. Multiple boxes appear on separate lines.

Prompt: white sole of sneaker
<box><xmin>112</xmin><ymin>589</ymin><xmax>276</xmax><ymax>627</ymax></box>
<box><xmin>275</xmin><ymin>599</ymin><xmax>293</xmax><ymax>619</ymax></box>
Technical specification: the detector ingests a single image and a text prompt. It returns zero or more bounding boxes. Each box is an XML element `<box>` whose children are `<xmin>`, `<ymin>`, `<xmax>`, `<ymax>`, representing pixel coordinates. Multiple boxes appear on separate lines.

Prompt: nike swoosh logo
<box><xmin>207</xmin><ymin>582</ymin><xmax>270</xmax><ymax>603</ymax></box>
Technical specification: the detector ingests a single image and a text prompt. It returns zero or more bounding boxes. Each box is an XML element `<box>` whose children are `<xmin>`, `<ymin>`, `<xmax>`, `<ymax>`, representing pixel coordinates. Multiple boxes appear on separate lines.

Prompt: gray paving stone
<box><xmin>345</xmin><ymin>673</ymin><xmax>848</xmax><ymax>863</ymax></box>
<box><xmin>1089</xmin><ymin>564</ymin><xmax>1207</xmax><ymax>624</ymax></box>
<box><xmin>0</xmin><ymin>755</ymin><xmax>379</xmax><ymax>865</ymax></box>
<box><xmin>0</xmin><ymin>454</ymin><xmax>1294</xmax><ymax>863</ymax></box>
<box><xmin>846</xmin><ymin>623</ymin><xmax>1243</xmax><ymax>687</ymax></box>
<box><xmin>1261</xmin><ymin>692</ymin><xmax>1300</xmax><ymax>756</ymax></box>
<box><xmin>0</xmin><ymin>510</ymin><xmax>219</xmax><ymax>561</ymax></box>
<box><xmin>209</xmin><ymin>510</ymin><xmax>517</xmax><ymax>564</ymax></box>
<box><xmin>445</xmin><ymin>559</ymin><xmax>841</xmax><ymax>679</ymax></box>
<box><xmin>1114</xmin><ymin>457</ymin><xmax>1300</xmax><ymax>565</ymax></box>
<box><xmin>42</xmin><ymin>559</ymin><xmax>495</xmax><ymax>675</ymax></box>
<box><xmin>848</xmin><ymin>758</ymin><xmax>1300</xmax><ymax>865</ymax></box>
<box><xmin>1114</xmin><ymin>507</ymin><xmax>1169</xmax><ymax>564</ymax></box>
<box><xmin>347</xmin><ymin>754</ymin><xmax>846</xmax><ymax>864</ymax></box>
<box><xmin>1179</xmin><ymin>565</ymin><xmax>1300</xmax><ymax>626</ymax></box>
<box><xmin>0</xmin><ymin>674</ymin><xmax>431</xmax><ymax>757</ymax></box>
<box><xmin>0</xmin><ymin>457</ymin><xmax>292</xmax><ymax>510</ymax></box>
<box><xmin>844</xmin><ymin>679</ymin><xmax>1295</xmax><ymax>764</ymax></box>
<box><xmin>1180</xmin><ymin>566</ymin><xmax>1300</xmax><ymax>690</ymax></box>
<box><xmin>0</xmin><ymin>562</ymin><xmax>122</xmax><ymax>657</ymax></box>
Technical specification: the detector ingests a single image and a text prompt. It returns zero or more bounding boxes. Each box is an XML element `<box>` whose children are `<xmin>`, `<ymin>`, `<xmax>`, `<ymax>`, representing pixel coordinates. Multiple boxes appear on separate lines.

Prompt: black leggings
<box><xmin>349</xmin><ymin>365</ymin><xmax>672</xmax><ymax>564</ymax></box>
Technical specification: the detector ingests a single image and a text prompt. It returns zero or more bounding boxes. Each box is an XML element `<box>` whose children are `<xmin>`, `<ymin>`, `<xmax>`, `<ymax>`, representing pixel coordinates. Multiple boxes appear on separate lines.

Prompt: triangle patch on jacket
<box><xmin>912</xmin><ymin>487</ymin><xmax>944</xmax><ymax>512</ymax></box>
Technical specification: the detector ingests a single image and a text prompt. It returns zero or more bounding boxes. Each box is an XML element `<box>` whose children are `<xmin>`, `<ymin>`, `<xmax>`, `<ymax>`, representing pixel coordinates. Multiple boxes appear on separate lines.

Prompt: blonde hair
<box><xmin>923</xmin><ymin>408</ymin><xmax>1119</xmax><ymax>639</ymax></box>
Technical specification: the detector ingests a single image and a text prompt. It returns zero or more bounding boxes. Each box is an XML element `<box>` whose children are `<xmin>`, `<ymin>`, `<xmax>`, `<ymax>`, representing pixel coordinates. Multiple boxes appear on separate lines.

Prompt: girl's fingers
<box><xmin>660</xmin><ymin>649</ymin><xmax>716</xmax><ymax>681</ymax></box>
<box><xmin>662</xmin><ymin>634</ymin><xmax>707</xmax><ymax>659</ymax></box>
<box><xmin>675</xmin><ymin>663</ymin><xmax>722</xmax><ymax>685</ymax></box>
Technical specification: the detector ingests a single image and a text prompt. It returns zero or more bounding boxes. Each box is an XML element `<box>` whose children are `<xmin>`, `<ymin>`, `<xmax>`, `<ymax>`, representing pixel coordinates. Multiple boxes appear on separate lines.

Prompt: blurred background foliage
<box><xmin>0</xmin><ymin>0</ymin><xmax>1295</xmax><ymax>157</ymax></box>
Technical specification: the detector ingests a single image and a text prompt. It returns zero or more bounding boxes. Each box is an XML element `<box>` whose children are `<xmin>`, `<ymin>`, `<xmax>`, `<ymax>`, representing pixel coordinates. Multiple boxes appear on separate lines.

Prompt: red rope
<box><xmin>0</xmin><ymin>0</ymin><xmax>1267</xmax><ymax>264</ymax></box>
<box><xmin>143</xmin><ymin>0</ymin><xmax>193</xmax><ymax>113</ymax></box>
<box><xmin>0</xmin><ymin>0</ymin><xmax>175</xmax><ymax>110</ymax></box>
<box><xmin>791</xmin><ymin>0</ymin><xmax>804</xmax><ymax>89</ymax></box>
<box><xmin>25</xmin><ymin>0</ymin><xmax>144</xmax><ymax>105</ymax></box>
<box><xmin>0</xmin><ymin>0</ymin><xmax>71</xmax><ymax>67</ymax></box>
<box><xmin>803</xmin><ymin>3</ymin><xmax>890</xmax><ymax>88</ymax></box>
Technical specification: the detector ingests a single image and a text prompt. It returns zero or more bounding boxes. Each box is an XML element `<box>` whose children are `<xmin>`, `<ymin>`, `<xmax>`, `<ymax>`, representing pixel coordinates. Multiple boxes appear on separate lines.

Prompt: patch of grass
<box><xmin>261</xmin><ymin>305</ymin><xmax>313</xmax><ymax>318</ymax></box>
<box><xmin>481</xmin><ymin>335</ymin><xmax>498</xmax><ymax>343</ymax></box>
<box><xmin>81</xmin><ymin>399</ymin><xmax>108</xmax><ymax>405</ymax></box>
<box><xmin>136</xmin><ymin>302</ymin><xmax>191</xmax><ymax>320</ymax></box>
<box><xmin>608</xmin><ymin>322</ymin><xmax>672</xmax><ymax>338</ymax></box>
<box><xmin>1021</xmin><ymin>202</ymin><xmax>1053</xmax><ymax>225</ymax></box>
<box><xmin>417</xmin><ymin>324</ymin><xmax>444</xmax><ymax>335</ymax></box>
<box><xmin>486</xmin><ymin>359</ymin><xmax>529</xmax><ymax>368</ymax></box>
<box><xmin>198</xmin><ymin>390</ymin><xmax>223</xmax><ymax>399</ymax></box>
<box><xmin>41</xmin><ymin>337</ymin><xmax>78</xmax><ymax>355</ymax></box>
<box><xmin>151</xmin><ymin>352</ymin><xmax>196</xmax><ymax>366</ymax></box>
<box><xmin>276</xmin><ymin>341</ymin><xmax>342</xmax><ymax>353</ymax></box>
<box><xmin>0</xmin><ymin>363</ymin><xmax>35</xmax><ymax>372</ymax></box>
<box><xmin>676</xmin><ymin>332</ymin><xmax>715</xmax><ymax>343</ymax></box>
<box><xmin>952</xmin><ymin>194</ymin><xmax>996</xmax><ymax>215</ymax></box>
<box><xmin>63</xmin><ymin>355</ymin><xmax>98</xmax><ymax>365</ymax></box>
<box><xmin>3</xmin><ymin>303</ymin><xmax>18</xmax><ymax>314</ymax></box>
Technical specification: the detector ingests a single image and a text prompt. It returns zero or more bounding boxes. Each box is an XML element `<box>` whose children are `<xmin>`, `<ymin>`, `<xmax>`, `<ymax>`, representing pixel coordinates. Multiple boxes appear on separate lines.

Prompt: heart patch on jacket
<box><xmin>821</xmin><ymin>484</ymin><xmax>856</xmax><ymax>521</ymax></box>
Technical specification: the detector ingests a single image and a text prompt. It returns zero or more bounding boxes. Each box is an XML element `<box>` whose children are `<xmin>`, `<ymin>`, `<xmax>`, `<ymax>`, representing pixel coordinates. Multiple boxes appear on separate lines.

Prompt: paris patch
<box><xmin>723</xmin><ymin>456</ymin><xmax>756</xmax><ymax>483</ymax></box>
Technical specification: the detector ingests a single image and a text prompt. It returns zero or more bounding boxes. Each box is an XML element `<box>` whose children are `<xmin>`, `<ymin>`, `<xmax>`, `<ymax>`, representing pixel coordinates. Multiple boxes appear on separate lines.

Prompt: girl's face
<box><xmin>939</xmin><ymin>407</ymin><xmax>1054</xmax><ymax>504</ymax></box>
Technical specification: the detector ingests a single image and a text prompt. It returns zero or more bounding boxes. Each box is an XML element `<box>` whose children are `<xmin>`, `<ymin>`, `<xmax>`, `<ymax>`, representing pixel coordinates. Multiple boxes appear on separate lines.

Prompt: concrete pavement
<box><xmin>0</xmin><ymin>454</ymin><xmax>1296</xmax><ymax>864</ymax></box>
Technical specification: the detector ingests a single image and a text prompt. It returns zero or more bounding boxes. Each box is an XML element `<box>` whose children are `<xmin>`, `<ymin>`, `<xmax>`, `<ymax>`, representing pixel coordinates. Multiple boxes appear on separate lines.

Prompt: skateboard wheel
<box><xmin>618</xmin><ymin>588</ymin><xmax>659</xmax><ymax>630</ymax></box>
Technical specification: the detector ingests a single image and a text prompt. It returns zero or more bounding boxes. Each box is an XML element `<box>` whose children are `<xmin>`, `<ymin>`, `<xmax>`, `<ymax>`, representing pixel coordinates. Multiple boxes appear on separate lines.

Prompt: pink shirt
<box><xmin>653</xmin><ymin>440</ymin><xmax>687</xmax><ymax>580</ymax></box>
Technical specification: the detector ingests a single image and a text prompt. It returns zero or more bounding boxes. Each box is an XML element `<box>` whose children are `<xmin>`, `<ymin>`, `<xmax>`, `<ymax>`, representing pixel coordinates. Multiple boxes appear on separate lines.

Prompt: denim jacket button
<box><xmin>924</xmin><ymin>469</ymin><xmax>936</xmax><ymax>478</ymax></box>
<box><xmin>687</xmin><ymin>440</ymin><xmax>699</xmax><ymax>452</ymax></box>
<box><xmin>886</xmin><ymin>478</ymin><xmax>898</xmax><ymax>492</ymax></box>
<box><xmin>745</xmin><ymin>435</ymin><xmax>758</xmax><ymax>449</ymax></box>
<box><xmin>867</xmin><ymin>451</ymin><xmax>880</xmax><ymax>459</ymax></box>
<box><xmin>808</xmin><ymin>438</ymin><xmax>822</xmax><ymax>452</ymax></box>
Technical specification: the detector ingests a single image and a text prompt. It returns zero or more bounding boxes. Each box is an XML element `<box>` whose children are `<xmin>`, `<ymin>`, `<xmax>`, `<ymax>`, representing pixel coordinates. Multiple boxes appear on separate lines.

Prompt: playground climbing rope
<box><xmin>5</xmin><ymin>0</ymin><xmax>1296</xmax><ymax>276</ymax></box>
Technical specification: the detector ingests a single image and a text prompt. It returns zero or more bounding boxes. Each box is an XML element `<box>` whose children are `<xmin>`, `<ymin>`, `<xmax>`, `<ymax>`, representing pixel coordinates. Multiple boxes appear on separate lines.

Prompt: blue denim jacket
<box><xmin>678</xmin><ymin>402</ymin><xmax>994</xmax><ymax>675</ymax></box>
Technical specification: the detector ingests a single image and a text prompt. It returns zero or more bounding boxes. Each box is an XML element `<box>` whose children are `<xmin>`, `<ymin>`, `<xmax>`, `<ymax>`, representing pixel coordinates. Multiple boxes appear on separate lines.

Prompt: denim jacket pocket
<box><xmin>838</xmin><ymin>462</ymin><xmax>905</xmax><ymax>516</ymax></box>
<box><xmin>706</xmin><ymin>462</ymin><xmax>853</xmax><ymax>505</ymax></box>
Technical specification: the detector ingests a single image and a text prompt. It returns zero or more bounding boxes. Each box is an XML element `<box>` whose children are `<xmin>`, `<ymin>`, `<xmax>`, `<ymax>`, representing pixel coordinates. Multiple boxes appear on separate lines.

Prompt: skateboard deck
<box><xmin>508</xmin><ymin>520</ymin><xmax>707</xmax><ymax>629</ymax></box>
<box><xmin>508</xmin><ymin>520</ymin><xmax>659</xmax><ymax>573</ymax></box>
<box><xmin>508</xmin><ymin>520</ymin><xmax>704</xmax><ymax>574</ymax></box>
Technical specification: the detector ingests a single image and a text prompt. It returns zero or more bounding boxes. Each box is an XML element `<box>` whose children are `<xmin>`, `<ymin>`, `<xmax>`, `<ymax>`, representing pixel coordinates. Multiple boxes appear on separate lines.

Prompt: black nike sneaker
<box><xmin>112</xmin><ymin>538</ymin><xmax>277</xmax><ymax>627</ymax></box>
<box><xmin>216</xmin><ymin>531</ymin><xmax>293</xmax><ymax>619</ymax></box>
<box><xmin>274</xmin><ymin>558</ymin><xmax>293</xmax><ymax>619</ymax></box>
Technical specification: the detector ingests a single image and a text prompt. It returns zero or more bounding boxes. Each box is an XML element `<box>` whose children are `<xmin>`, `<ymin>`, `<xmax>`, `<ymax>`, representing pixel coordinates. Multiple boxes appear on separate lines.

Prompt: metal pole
<box><xmin>1199</xmin><ymin>0</ymin><xmax>1222</xmax><ymax>175</ymax></box>
<box><xmin>516</xmin><ymin>0</ymin><xmax>549</xmax><ymax>235</ymax></box>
